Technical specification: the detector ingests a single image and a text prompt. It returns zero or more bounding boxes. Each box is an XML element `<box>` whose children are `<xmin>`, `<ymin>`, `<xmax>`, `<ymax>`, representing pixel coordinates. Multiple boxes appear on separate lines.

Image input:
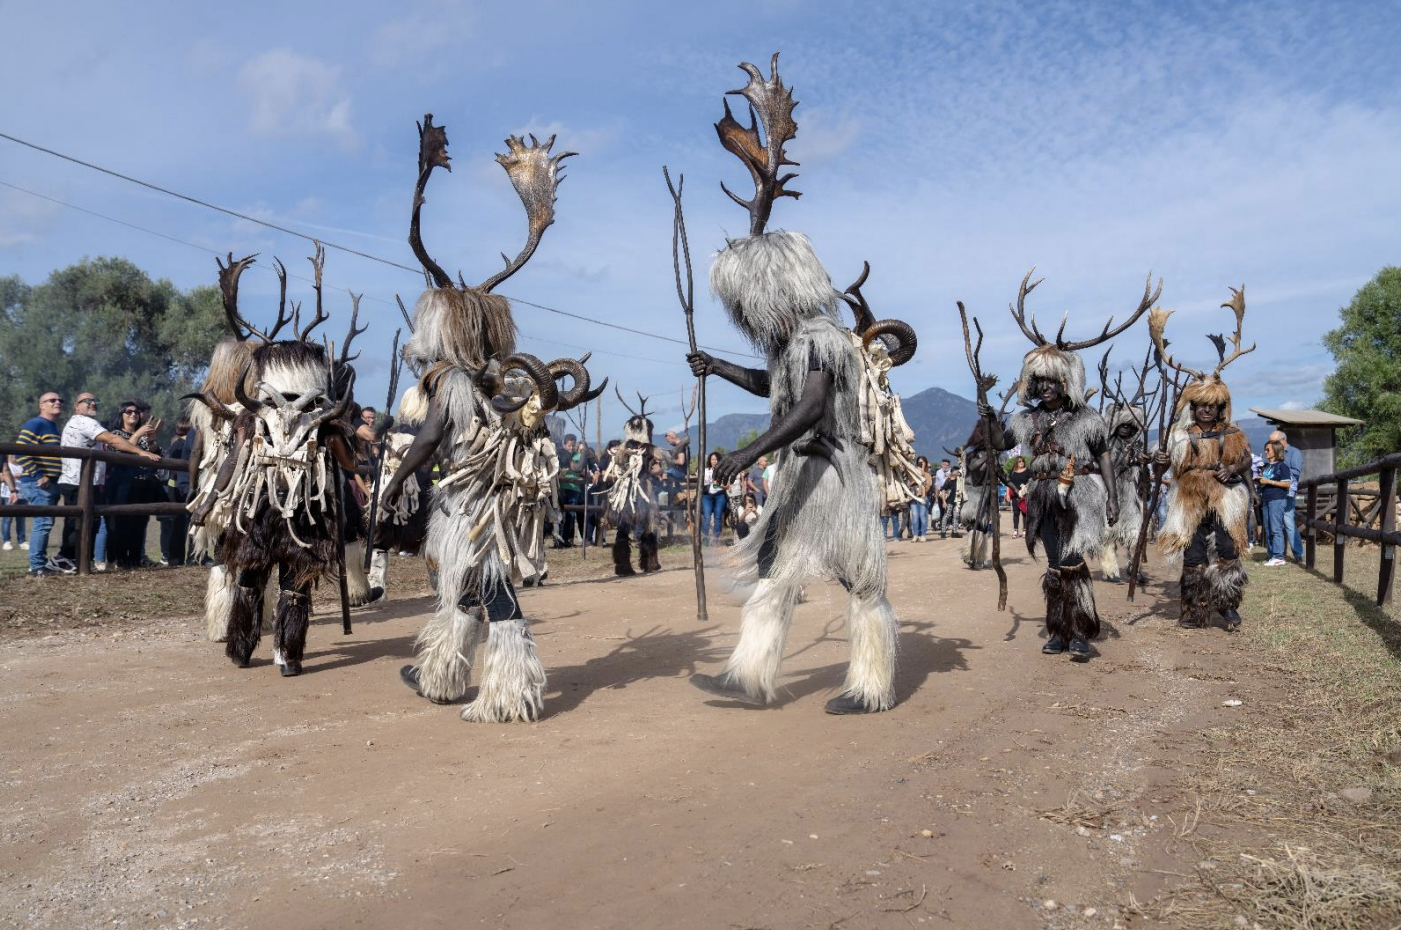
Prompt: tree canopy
<box><xmin>0</xmin><ymin>257</ymin><xmax>226</xmax><ymax>445</ymax></box>
<box><xmin>1320</xmin><ymin>266</ymin><xmax>1401</xmax><ymax>466</ymax></box>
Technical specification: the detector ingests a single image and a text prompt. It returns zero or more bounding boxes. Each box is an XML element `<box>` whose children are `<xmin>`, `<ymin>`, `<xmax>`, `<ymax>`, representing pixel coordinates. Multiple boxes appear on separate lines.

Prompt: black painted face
<box><xmin>1114</xmin><ymin>422</ymin><xmax>1138</xmax><ymax>439</ymax></box>
<box><xmin>1192</xmin><ymin>402</ymin><xmax>1220</xmax><ymax>426</ymax></box>
<box><xmin>1031</xmin><ymin>376</ymin><xmax>1066</xmax><ymax>409</ymax></box>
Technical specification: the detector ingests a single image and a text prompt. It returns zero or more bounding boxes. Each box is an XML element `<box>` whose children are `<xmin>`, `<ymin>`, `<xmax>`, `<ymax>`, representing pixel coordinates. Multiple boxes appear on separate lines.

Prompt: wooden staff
<box><xmin>664</xmin><ymin>166</ymin><xmax>707</xmax><ymax>621</ymax></box>
<box><xmin>957</xmin><ymin>302</ymin><xmax>1008</xmax><ymax>611</ymax></box>
<box><xmin>362</xmin><ymin>327</ymin><xmax>403</xmax><ymax>570</ymax></box>
<box><xmin>1127</xmin><ymin>365</ymin><xmax>1182</xmax><ymax>602</ymax></box>
<box><xmin>325</xmin><ymin>337</ymin><xmax>352</xmax><ymax>634</ymax></box>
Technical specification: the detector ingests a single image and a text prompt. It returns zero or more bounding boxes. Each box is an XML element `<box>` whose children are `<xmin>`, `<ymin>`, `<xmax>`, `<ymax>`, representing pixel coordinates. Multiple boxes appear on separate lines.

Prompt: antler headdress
<box><xmin>1149</xmin><ymin>284</ymin><xmax>1253</xmax><ymax>418</ymax></box>
<box><xmin>716</xmin><ymin>53</ymin><xmax>800</xmax><ymax>237</ymax></box>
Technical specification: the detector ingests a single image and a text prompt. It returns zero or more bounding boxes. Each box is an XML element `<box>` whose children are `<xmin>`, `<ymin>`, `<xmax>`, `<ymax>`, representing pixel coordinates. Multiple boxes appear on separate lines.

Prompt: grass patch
<box><xmin>1144</xmin><ymin>548</ymin><xmax>1401</xmax><ymax>930</ymax></box>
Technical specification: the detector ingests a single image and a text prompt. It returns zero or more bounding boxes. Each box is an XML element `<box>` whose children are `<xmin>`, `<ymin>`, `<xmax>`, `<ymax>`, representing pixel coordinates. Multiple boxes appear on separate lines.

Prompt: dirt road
<box><xmin>1</xmin><ymin>539</ymin><xmax>1261</xmax><ymax>930</ymax></box>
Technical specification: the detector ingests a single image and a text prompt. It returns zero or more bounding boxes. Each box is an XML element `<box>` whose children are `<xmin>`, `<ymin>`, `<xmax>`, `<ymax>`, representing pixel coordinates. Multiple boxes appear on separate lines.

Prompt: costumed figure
<box><xmin>1096</xmin><ymin>351</ymin><xmax>1158</xmax><ymax>584</ymax></box>
<box><xmin>603</xmin><ymin>389</ymin><xmax>670</xmax><ymax>576</ymax></box>
<box><xmin>384</xmin><ymin>115</ymin><xmax>603</xmax><ymax>721</ymax></box>
<box><xmin>684</xmin><ymin>54</ymin><xmax>918</xmax><ymax>714</ymax></box>
<box><xmin>189</xmin><ymin>252</ymin><xmax>367</xmax><ymax>677</ymax></box>
<box><xmin>366</xmin><ymin>423</ymin><xmax>432</xmax><ymax>598</ymax></box>
<box><xmin>957</xmin><ymin>425</ymin><xmax>996</xmax><ymax>569</ymax></box>
<box><xmin>983</xmin><ymin>269</ymin><xmax>1159</xmax><ymax>660</ymax></box>
<box><xmin>1149</xmin><ymin>287</ymin><xmax>1255</xmax><ymax>630</ymax></box>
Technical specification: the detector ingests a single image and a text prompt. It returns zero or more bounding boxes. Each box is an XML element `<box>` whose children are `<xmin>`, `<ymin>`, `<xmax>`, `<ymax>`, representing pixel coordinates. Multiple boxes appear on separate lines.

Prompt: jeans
<box><xmin>20</xmin><ymin>478</ymin><xmax>60</xmax><ymax>572</ymax></box>
<box><xmin>700</xmin><ymin>492</ymin><xmax>727</xmax><ymax>540</ymax></box>
<box><xmin>909</xmin><ymin>500</ymin><xmax>928</xmax><ymax>538</ymax></box>
<box><xmin>1264</xmin><ymin>497</ymin><xmax>1288</xmax><ymax>561</ymax></box>
<box><xmin>557</xmin><ymin>486</ymin><xmax>583</xmax><ymax>543</ymax></box>
<box><xmin>881</xmin><ymin>513</ymin><xmax>898</xmax><ymax>540</ymax></box>
<box><xmin>1283</xmin><ymin>497</ymin><xmax>1303</xmax><ymax>559</ymax></box>
<box><xmin>1</xmin><ymin>510</ymin><xmax>25</xmax><ymax>544</ymax></box>
<box><xmin>58</xmin><ymin>483</ymin><xmax>101</xmax><ymax>565</ymax></box>
<box><xmin>95</xmin><ymin>516</ymin><xmax>108</xmax><ymax>562</ymax></box>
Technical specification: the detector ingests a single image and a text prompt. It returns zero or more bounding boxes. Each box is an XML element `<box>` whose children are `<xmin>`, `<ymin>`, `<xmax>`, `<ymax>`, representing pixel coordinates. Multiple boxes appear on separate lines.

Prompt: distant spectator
<box><xmin>748</xmin><ymin>454</ymin><xmax>769</xmax><ymax>507</ymax></box>
<box><xmin>1006</xmin><ymin>456</ymin><xmax>1030</xmax><ymax>539</ymax></box>
<box><xmin>909</xmin><ymin>457</ymin><xmax>932</xmax><ymax>542</ymax></box>
<box><xmin>1269</xmin><ymin>429</ymin><xmax>1305</xmax><ymax>561</ymax></box>
<box><xmin>555</xmin><ymin>448</ymin><xmax>585</xmax><ymax>548</ymax></box>
<box><xmin>935</xmin><ymin>458</ymin><xmax>951</xmax><ymax>493</ymax></box>
<box><xmin>1</xmin><ymin>453</ymin><xmax>26</xmax><ymax>551</ymax></box>
<box><xmin>701</xmin><ymin>451</ymin><xmax>727</xmax><ymax>545</ymax></box>
<box><xmin>15</xmin><ymin>391</ymin><xmax>66</xmax><ymax>576</ymax></box>
<box><xmin>664</xmin><ymin>430</ymin><xmax>689</xmax><ymax>485</ymax></box>
<box><xmin>158</xmin><ymin>417</ymin><xmax>196</xmax><ymax>567</ymax></box>
<box><xmin>762</xmin><ymin>454</ymin><xmax>776</xmax><ymax>498</ymax></box>
<box><xmin>1259</xmin><ymin>439</ymin><xmax>1292</xmax><ymax>566</ymax></box>
<box><xmin>938</xmin><ymin>466</ymin><xmax>960</xmax><ymax>538</ymax></box>
<box><xmin>104</xmin><ymin>401</ymin><xmax>164</xmax><ymax>569</ymax></box>
<box><xmin>57</xmin><ymin>392</ymin><xmax>159</xmax><ymax>571</ymax></box>
<box><xmin>735</xmin><ymin>494</ymin><xmax>760</xmax><ymax>541</ymax></box>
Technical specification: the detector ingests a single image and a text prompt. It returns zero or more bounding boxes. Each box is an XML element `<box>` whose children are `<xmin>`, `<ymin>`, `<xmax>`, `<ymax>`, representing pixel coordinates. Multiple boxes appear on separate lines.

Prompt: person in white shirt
<box><xmin>56</xmin><ymin>393</ymin><xmax>158</xmax><ymax>570</ymax></box>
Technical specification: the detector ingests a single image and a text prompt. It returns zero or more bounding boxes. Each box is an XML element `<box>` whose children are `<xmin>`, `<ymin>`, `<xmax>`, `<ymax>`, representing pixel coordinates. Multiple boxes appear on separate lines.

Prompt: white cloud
<box><xmin>238</xmin><ymin>48</ymin><xmax>358</xmax><ymax>150</ymax></box>
<box><xmin>0</xmin><ymin>187</ymin><xmax>61</xmax><ymax>249</ymax></box>
<box><xmin>368</xmin><ymin>5</ymin><xmax>477</xmax><ymax>70</ymax></box>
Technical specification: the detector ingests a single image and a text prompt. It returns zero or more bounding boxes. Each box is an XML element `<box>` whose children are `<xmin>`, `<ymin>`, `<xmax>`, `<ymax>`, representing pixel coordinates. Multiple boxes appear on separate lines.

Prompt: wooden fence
<box><xmin>0</xmin><ymin>442</ymin><xmax>190</xmax><ymax>576</ymax></box>
<box><xmin>1300</xmin><ymin>451</ymin><xmax>1400</xmax><ymax>606</ymax></box>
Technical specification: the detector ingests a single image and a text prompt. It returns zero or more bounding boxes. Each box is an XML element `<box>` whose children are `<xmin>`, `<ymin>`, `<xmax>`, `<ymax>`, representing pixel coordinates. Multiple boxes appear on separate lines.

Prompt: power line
<box><xmin>0</xmin><ymin>130</ymin><xmax>761</xmax><ymax>361</ymax></box>
<box><xmin>0</xmin><ymin>179</ymin><xmax>694</xmax><ymax>368</ymax></box>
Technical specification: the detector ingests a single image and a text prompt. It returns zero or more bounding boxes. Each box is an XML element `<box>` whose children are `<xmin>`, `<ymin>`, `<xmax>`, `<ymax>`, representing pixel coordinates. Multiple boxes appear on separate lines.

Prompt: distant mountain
<box><xmin>702</xmin><ymin>412</ymin><xmax>771</xmax><ymax>454</ymax></box>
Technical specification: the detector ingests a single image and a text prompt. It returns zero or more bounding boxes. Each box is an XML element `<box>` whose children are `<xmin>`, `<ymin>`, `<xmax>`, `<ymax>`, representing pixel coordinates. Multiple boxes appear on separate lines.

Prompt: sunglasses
<box><xmin>122</xmin><ymin>408</ymin><xmax>139</xmax><ymax>416</ymax></box>
<box><xmin>78</xmin><ymin>398</ymin><xmax>99</xmax><ymax>406</ymax></box>
<box><xmin>42</xmin><ymin>398</ymin><xmax>64</xmax><ymax>404</ymax></box>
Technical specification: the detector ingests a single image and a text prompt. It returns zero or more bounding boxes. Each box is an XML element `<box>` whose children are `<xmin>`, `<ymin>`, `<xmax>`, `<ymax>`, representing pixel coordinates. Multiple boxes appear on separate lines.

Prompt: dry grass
<box><xmin>1144</xmin><ymin>548</ymin><xmax>1401</xmax><ymax>930</ymax></box>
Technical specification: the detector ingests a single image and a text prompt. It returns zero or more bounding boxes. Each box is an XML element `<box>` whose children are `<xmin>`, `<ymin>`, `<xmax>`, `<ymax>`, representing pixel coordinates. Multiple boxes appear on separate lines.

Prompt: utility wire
<box><xmin>0</xmin><ymin>178</ymin><xmax>693</xmax><ymax>368</ymax></box>
<box><xmin>0</xmin><ymin>130</ymin><xmax>761</xmax><ymax>360</ymax></box>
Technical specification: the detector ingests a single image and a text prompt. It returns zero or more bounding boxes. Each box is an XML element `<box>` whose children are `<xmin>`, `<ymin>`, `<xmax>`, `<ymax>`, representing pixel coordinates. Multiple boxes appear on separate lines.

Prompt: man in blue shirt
<box><xmin>15</xmin><ymin>392</ymin><xmax>65</xmax><ymax>576</ymax></box>
<box><xmin>1269</xmin><ymin>430</ymin><xmax>1305</xmax><ymax>561</ymax></box>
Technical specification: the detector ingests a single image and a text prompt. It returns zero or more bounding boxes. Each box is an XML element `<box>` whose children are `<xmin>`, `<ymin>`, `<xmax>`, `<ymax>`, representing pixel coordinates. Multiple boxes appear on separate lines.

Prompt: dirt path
<box><xmin>1</xmin><ymin>539</ymin><xmax>1264</xmax><ymax>930</ymax></box>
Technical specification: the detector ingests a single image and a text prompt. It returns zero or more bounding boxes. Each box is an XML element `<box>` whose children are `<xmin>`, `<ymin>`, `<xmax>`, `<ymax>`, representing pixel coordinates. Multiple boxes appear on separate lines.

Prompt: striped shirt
<box><xmin>15</xmin><ymin>416</ymin><xmax>62</xmax><ymax>480</ymax></box>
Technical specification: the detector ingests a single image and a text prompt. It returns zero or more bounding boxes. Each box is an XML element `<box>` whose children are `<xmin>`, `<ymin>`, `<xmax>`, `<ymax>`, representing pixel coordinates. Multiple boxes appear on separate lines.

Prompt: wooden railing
<box><xmin>1299</xmin><ymin>451</ymin><xmax>1400</xmax><ymax>606</ymax></box>
<box><xmin>0</xmin><ymin>442</ymin><xmax>190</xmax><ymax>576</ymax></box>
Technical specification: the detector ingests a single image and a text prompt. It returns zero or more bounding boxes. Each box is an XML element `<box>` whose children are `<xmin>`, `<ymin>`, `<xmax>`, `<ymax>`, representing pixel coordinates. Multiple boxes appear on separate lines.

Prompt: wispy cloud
<box><xmin>238</xmin><ymin>49</ymin><xmax>358</xmax><ymax>150</ymax></box>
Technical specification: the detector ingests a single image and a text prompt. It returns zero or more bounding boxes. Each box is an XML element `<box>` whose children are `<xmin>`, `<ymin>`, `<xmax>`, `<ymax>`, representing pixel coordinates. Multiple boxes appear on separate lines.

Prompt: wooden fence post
<box><xmin>1378</xmin><ymin>466</ymin><xmax>1396</xmax><ymax>607</ymax></box>
<box><xmin>1334</xmin><ymin>477</ymin><xmax>1349</xmax><ymax>585</ymax></box>
<box><xmin>76</xmin><ymin>456</ymin><xmax>95</xmax><ymax>576</ymax></box>
<box><xmin>1305</xmin><ymin>483</ymin><xmax>1318</xmax><ymax>569</ymax></box>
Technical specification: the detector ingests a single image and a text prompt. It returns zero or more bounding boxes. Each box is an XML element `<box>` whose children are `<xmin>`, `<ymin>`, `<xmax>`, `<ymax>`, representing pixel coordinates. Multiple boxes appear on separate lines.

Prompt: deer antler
<box><xmin>1009</xmin><ymin>267</ymin><xmax>1049</xmax><ymax>345</ymax></box>
<box><xmin>1058</xmin><ymin>272</ymin><xmax>1162</xmax><ymax>352</ymax></box>
<box><xmin>715</xmin><ymin>52</ymin><xmax>800</xmax><ymax>237</ymax></box>
<box><xmin>614</xmin><ymin>383</ymin><xmax>639</xmax><ymax>418</ymax></box>
<box><xmin>298</xmin><ymin>243</ymin><xmax>331</xmax><ymax>341</ymax></box>
<box><xmin>477</xmin><ymin>134</ymin><xmax>576</xmax><ymax>293</ymax></box>
<box><xmin>339</xmin><ymin>291</ymin><xmax>368</xmax><ymax>365</ymax></box>
<box><xmin>1210</xmin><ymin>285</ymin><xmax>1254</xmax><ymax>377</ymax></box>
<box><xmin>1148</xmin><ymin>306</ymin><xmax>1206</xmax><ymax>381</ymax></box>
<box><xmin>1096</xmin><ymin>346</ymin><xmax>1113</xmax><ymax>413</ymax></box>
<box><xmin>217</xmin><ymin>252</ymin><xmax>294</xmax><ymax>343</ymax></box>
<box><xmin>409</xmin><ymin>114</ymin><xmax>454</xmax><ymax>289</ymax></box>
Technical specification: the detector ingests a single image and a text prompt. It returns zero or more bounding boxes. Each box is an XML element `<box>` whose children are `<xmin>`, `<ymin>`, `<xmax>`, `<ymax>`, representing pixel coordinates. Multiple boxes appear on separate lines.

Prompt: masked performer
<box><xmin>1150</xmin><ymin>288</ymin><xmax>1254</xmax><ymax>630</ymax></box>
<box><xmin>365</xmin><ymin>423</ymin><xmax>432</xmax><ymax>599</ymax></box>
<box><xmin>957</xmin><ymin>424</ymin><xmax>996</xmax><ymax>570</ymax></box>
<box><xmin>1098</xmin><ymin>366</ymin><xmax>1156</xmax><ymax>584</ymax></box>
<box><xmin>982</xmin><ymin>270</ymin><xmax>1159</xmax><ymax>660</ymax></box>
<box><xmin>684</xmin><ymin>55</ymin><xmax>918</xmax><ymax>714</ymax></box>
<box><xmin>383</xmin><ymin>117</ymin><xmax>602</xmax><ymax>722</ymax></box>
<box><xmin>189</xmin><ymin>254</ymin><xmax>366</xmax><ymax>677</ymax></box>
<box><xmin>603</xmin><ymin>390</ymin><xmax>670</xmax><ymax>576</ymax></box>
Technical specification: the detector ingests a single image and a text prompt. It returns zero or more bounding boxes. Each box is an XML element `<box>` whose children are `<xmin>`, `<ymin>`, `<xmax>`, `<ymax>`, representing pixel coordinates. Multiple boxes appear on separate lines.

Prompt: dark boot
<box><xmin>639</xmin><ymin>531</ymin><xmax>661</xmax><ymax>573</ymax></box>
<box><xmin>612</xmin><ymin>531</ymin><xmax>636</xmax><ymax>577</ymax></box>
<box><xmin>273</xmin><ymin>587</ymin><xmax>311</xmax><ymax>677</ymax></box>
<box><xmin>225</xmin><ymin>580</ymin><xmax>264</xmax><ymax>668</ymax></box>
<box><xmin>1206</xmin><ymin>557</ymin><xmax>1247</xmax><ymax>631</ymax></box>
<box><xmin>1060</xmin><ymin>561</ymin><xmax>1102</xmax><ymax>646</ymax></box>
<box><xmin>1041</xmin><ymin>567</ymin><xmax>1069</xmax><ymax>653</ymax></box>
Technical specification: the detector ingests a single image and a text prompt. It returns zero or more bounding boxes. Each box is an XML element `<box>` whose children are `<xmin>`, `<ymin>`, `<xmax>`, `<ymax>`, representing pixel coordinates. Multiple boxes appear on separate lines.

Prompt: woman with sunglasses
<box><xmin>104</xmin><ymin>401</ymin><xmax>164</xmax><ymax>569</ymax></box>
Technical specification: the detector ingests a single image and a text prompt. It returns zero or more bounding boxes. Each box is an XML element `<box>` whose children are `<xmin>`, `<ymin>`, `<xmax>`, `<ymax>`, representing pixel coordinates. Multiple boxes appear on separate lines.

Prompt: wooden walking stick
<box><xmin>362</xmin><ymin>327</ymin><xmax>403</xmax><ymax>570</ymax></box>
<box><xmin>324</xmin><ymin>337</ymin><xmax>353</xmax><ymax>635</ymax></box>
<box><xmin>663</xmin><ymin>166</ymin><xmax>707</xmax><ymax>621</ymax></box>
<box><xmin>957</xmin><ymin>302</ymin><xmax>1009</xmax><ymax>611</ymax></box>
<box><xmin>1127</xmin><ymin>362</ymin><xmax>1180</xmax><ymax>603</ymax></box>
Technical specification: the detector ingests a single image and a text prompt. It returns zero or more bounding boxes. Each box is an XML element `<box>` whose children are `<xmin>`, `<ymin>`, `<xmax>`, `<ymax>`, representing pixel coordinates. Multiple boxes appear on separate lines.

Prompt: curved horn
<box><xmin>234</xmin><ymin>361</ymin><xmax>264</xmax><ymax>413</ymax></box>
<box><xmin>501</xmin><ymin>353</ymin><xmax>559</xmax><ymax>411</ymax></box>
<box><xmin>580</xmin><ymin>376</ymin><xmax>609</xmax><ymax>403</ymax></box>
<box><xmin>863</xmin><ymin>319</ymin><xmax>918</xmax><ymax>366</ymax></box>
<box><xmin>549</xmin><ymin>357</ymin><xmax>590</xmax><ymax>411</ymax></box>
<box><xmin>840</xmin><ymin>261</ymin><xmax>877</xmax><ymax>333</ymax></box>
<box><xmin>491</xmin><ymin>393</ymin><xmax>532</xmax><ymax>415</ymax></box>
<box><xmin>182</xmin><ymin>391</ymin><xmax>239</xmax><ymax>421</ymax></box>
<box><xmin>311</xmin><ymin>369</ymin><xmax>356</xmax><ymax>426</ymax></box>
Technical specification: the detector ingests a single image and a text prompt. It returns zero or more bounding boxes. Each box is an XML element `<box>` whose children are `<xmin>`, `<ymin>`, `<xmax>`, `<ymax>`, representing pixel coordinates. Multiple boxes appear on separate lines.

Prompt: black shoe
<box><xmin>689</xmin><ymin>673</ymin><xmax>765</xmax><ymax>705</ymax></box>
<box><xmin>1042</xmin><ymin>634</ymin><xmax>1068</xmax><ymax>655</ymax></box>
<box><xmin>824</xmin><ymin>692</ymin><xmax>889</xmax><ymax>715</ymax></box>
<box><xmin>367</xmin><ymin>586</ymin><xmax>385</xmax><ymax>603</ymax></box>
<box><xmin>399</xmin><ymin>664</ymin><xmax>456</xmax><ymax>704</ymax></box>
<box><xmin>27</xmin><ymin>567</ymin><xmax>57</xmax><ymax>578</ymax></box>
<box><xmin>1068</xmin><ymin>638</ymin><xmax>1091</xmax><ymax>661</ymax></box>
<box><xmin>1221</xmin><ymin>608</ymin><xmax>1242</xmax><ymax>631</ymax></box>
<box><xmin>280</xmin><ymin>661</ymin><xmax>302</xmax><ymax>677</ymax></box>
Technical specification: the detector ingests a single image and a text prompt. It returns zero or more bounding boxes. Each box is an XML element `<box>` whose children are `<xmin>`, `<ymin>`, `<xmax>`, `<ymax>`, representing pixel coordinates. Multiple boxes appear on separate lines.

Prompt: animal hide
<box><xmin>1158</xmin><ymin>407</ymin><xmax>1251</xmax><ymax>566</ymax></box>
<box><xmin>1007</xmin><ymin>404</ymin><xmax>1110</xmax><ymax>561</ymax></box>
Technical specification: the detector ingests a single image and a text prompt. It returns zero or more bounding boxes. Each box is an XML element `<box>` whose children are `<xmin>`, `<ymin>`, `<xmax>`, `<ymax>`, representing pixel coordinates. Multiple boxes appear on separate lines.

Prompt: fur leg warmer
<box><xmin>612</xmin><ymin>533</ymin><xmax>635</xmax><ymax>577</ymax></box>
<box><xmin>639</xmin><ymin>531</ymin><xmax>661</xmax><ymax>573</ymax></box>
<box><xmin>206</xmin><ymin>565</ymin><xmax>235</xmax><ymax>642</ymax></box>
<box><xmin>344</xmin><ymin>542</ymin><xmax>374</xmax><ymax>607</ymax></box>
<box><xmin>719</xmin><ymin>580</ymin><xmax>801</xmax><ymax>704</ymax></box>
<box><xmin>272</xmin><ymin>589</ymin><xmax>311</xmax><ymax>671</ymax></box>
<box><xmin>413</xmin><ymin>606</ymin><xmax>483</xmax><ymax>702</ymax></box>
<box><xmin>460</xmin><ymin>618</ymin><xmax>546</xmax><ymax>723</ymax></box>
<box><xmin>839</xmin><ymin>594</ymin><xmax>898</xmax><ymax>711</ymax></box>
<box><xmin>225</xmin><ymin>582</ymin><xmax>263</xmax><ymax>667</ymax></box>
<box><xmin>368</xmin><ymin>549</ymin><xmax>389</xmax><ymax>600</ymax></box>
<box><xmin>1042</xmin><ymin>568</ymin><xmax>1069</xmax><ymax>641</ymax></box>
<box><xmin>1060</xmin><ymin>561</ymin><xmax>1101</xmax><ymax>642</ymax></box>
<box><xmin>1205</xmin><ymin>557</ymin><xmax>1247</xmax><ymax>613</ymax></box>
<box><xmin>1179</xmin><ymin>565</ymin><xmax>1210</xmax><ymax>627</ymax></box>
<box><xmin>1100</xmin><ymin>541</ymin><xmax>1123</xmax><ymax>584</ymax></box>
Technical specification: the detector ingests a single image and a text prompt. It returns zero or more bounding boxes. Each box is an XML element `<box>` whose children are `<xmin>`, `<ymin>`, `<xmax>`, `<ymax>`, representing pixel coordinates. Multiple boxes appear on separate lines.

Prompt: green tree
<box><xmin>0</xmin><ymin>257</ymin><xmax>226</xmax><ymax>444</ymax></box>
<box><xmin>1320</xmin><ymin>267</ymin><xmax>1401</xmax><ymax>467</ymax></box>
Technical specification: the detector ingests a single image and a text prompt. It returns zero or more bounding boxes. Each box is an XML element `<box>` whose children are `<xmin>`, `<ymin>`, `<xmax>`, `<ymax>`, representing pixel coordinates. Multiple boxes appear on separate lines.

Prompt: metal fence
<box><xmin>1299</xmin><ymin>451</ymin><xmax>1400</xmax><ymax>606</ymax></box>
<box><xmin>0</xmin><ymin>442</ymin><xmax>190</xmax><ymax>576</ymax></box>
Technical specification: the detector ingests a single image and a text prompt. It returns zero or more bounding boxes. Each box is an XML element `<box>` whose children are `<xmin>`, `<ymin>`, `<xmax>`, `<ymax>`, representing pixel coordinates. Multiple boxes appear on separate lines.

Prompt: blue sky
<box><xmin>2</xmin><ymin>0</ymin><xmax>1399</xmax><ymax>431</ymax></box>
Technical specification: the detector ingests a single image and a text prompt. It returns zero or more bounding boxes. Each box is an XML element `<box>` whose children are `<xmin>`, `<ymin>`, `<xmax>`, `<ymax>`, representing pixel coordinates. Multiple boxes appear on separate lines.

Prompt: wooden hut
<box><xmin>1248</xmin><ymin>408</ymin><xmax>1363</xmax><ymax>482</ymax></box>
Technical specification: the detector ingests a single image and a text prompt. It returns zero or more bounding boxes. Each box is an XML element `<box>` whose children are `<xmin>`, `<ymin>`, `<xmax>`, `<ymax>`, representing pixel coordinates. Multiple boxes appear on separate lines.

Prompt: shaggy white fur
<box><xmin>841</xmin><ymin>595</ymin><xmax>898</xmax><ymax>711</ymax></box>
<box><xmin>343</xmin><ymin>541</ymin><xmax>374</xmax><ymax>606</ymax></box>
<box><xmin>1017</xmin><ymin>346</ymin><xmax>1089</xmax><ymax>410</ymax></box>
<box><xmin>414</xmin><ymin>606</ymin><xmax>484</xmax><ymax>702</ymax></box>
<box><xmin>709</xmin><ymin>231</ymin><xmax>841</xmax><ymax>355</ymax></box>
<box><xmin>205</xmin><ymin>565</ymin><xmax>236</xmax><ymax>642</ymax></box>
<box><xmin>719</xmin><ymin>580</ymin><xmax>802</xmax><ymax>703</ymax></box>
<box><xmin>461</xmin><ymin>619</ymin><xmax>546</xmax><ymax>723</ymax></box>
<box><xmin>368</xmin><ymin>549</ymin><xmax>389</xmax><ymax>597</ymax></box>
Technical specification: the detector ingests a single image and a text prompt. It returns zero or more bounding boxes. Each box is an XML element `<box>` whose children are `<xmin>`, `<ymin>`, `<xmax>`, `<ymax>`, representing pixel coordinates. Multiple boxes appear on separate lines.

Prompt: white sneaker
<box><xmin>2</xmin><ymin>541</ymin><xmax>12</xmax><ymax>550</ymax></box>
<box><xmin>93</xmin><ymin>561</ymin><xmax>108</xmax><ymax>572</ymax></box>
<box><xmin>1264</xmin><ymin>558</ymin><xmax>1285</xmax><ymax>567</ymax></box>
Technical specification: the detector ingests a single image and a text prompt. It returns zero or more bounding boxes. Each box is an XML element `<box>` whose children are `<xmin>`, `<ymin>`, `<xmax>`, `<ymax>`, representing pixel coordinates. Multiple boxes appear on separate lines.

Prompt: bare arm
<box><xmin>687</xmin><ymin>351</ymin><xmax>770</xmax><ymax>398</ymax></box>
<box><xmin>383</xmin><ymin>397</ymin><xmax>446</xmax><ymax>503</ymax></box>
<box><xmin>96</xmin><ymin>430</ymin><xmax>160</xmax><ymax>462</ymax></box>
<box><xmin>712</xmin><ymin>370</ymin><xmax>831</xmax><ymax>487</ymax></box>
